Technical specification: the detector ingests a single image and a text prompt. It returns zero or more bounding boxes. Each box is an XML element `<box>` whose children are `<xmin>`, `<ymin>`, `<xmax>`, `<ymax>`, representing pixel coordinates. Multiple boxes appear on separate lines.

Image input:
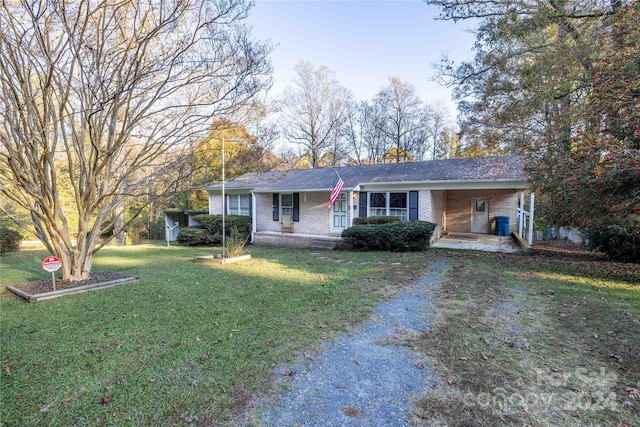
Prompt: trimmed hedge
<box><xmin>177</xmin><ymin>215</ymin><xmax>251</xmax><ymax>247</ymax></box>
<box><xmin>176</xmin><ymin>226</ymin><xmax>221</xmax><ymax>246</ymax></box>
<box><xmin>0</xmin><ymin>227</ymin><xmax>22</xmax><ymax>253</ymax></box>
<box><xmin>354</xmin><ymin>216</ymin><xmax>400</xmax><ymax>225</ymax></box>
<box><xmin>341</xmin><ymin>221</ymin><xmax>436</xmax><ymax>252</ymax></box>
<box><xmin>191</xmin><ymin>214</ymin><xmax>251</xmax><ymax>237</ymax></box>
<box><xmin>584</xmin><ymin>216</ymin><xmax>640</xmax><ymax>263</ymax></box>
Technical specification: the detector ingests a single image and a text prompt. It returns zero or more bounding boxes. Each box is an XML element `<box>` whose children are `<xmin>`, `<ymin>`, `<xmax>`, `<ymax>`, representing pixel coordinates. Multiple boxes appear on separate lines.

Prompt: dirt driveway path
<box><xmin>246</xmin><ymin>259</ymin><xmax>449</xmax><ymax>426</ymax></box>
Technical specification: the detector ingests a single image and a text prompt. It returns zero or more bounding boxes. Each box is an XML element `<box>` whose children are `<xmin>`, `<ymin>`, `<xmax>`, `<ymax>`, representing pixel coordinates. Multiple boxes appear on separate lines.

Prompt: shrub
<box><xmin>584</xmin><ymin>216</ymin><xmax>640</xmax><ymax>263</ymax></box>
<box><xmin>177</xmin><ymin>226</ymin><xmax>220</xmax><ymax>246</ymax></box>
<box><xmin>354</xmin><ymin>216</ymin><xmax>400</xmax><ymax>225</ymax></box>
<box><xmin>341</xmin><ymin>221</ymin><xmax>436</xmax><ymax>252</ymax></box>
<box><xmin>191</xmin><ymin>214</ymin><xmax>251</xmax><ymax>238</ymax></box>
<box><xmin>0</xmin><ymin>227</ymin><xmax>22</xmax><ymax>253</ymax></box>
<box><xmin>224</xmin><ymin>226</ymin><xmax>250</xmax><ymax>257</ymax></box>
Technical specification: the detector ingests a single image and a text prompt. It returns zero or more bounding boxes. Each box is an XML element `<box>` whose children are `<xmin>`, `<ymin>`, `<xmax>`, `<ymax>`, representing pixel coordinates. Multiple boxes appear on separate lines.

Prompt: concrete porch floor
<box><xmin>432</xmin><ymin>232</ymin><xmax>522</xmax><ymax>253</ymax></box>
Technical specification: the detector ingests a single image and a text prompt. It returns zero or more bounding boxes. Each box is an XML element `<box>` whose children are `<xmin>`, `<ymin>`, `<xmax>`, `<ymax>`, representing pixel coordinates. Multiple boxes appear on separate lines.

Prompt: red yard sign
<box><xmin>42</xmin><ymin>256</ymin><xmax>62</xmax><ymax>273</ymax></box>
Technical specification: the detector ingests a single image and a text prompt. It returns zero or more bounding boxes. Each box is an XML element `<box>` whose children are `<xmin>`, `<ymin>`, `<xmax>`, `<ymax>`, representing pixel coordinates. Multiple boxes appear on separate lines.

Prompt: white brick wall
<box><xmin>208</xmin><ymin>194</ymin><xmax>223</xmax><ymax>215</ymax></box>
<box><xmin>217</xmin><ymin>189</ymin><xmax>520</xmax><ymax>239</ymax></box>
<box><xmin>418</xmin><ymin>190</ymin><xmax>431</xmax><ymax>221</ymax></box>
<box><xmin>254</xmin><ymin>191</ymin><xmax>349</xmax><ymax>236</ymax></box>
<box><xmin>430</xmin><ymin>190</ymin><xmax>446</xmax><ymax>239</ymax></box>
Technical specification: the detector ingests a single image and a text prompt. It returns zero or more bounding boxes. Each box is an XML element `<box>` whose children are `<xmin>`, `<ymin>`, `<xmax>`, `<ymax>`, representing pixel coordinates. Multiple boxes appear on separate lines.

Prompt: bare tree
<box><xmin>424</xmin><ymin>100</ymin><xmax>453</xmax><ymax>160</ymax></box>
<box><xmin>0</xmin><ymin>0</ymin><xmax>272</xmax><ymax>280</ymax></box>
<box><xmin>376</xmin><ymin>76</ymin><xmax>425</xmax><ymax>162</ymax></box>
<box><xmin>343</xmin><ymin>99</ymin><xmax>391</xmax><ymax>165</ymax></box>
<box><xmin>281</xmin><ymin>61</ymin><xmax>351</xmax><ymax>168</ymax></box>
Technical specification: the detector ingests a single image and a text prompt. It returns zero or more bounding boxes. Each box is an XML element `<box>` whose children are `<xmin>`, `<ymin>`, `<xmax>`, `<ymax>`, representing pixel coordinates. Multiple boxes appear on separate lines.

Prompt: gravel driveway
<box><xmin>246</xmin><ymin>259</ymin><xmax>449</xmax><ymax>426</ymax></box>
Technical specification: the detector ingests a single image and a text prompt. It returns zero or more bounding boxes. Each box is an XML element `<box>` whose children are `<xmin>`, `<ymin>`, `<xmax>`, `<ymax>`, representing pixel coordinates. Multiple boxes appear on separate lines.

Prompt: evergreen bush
<box><xmin>354</xmin><ymin>216</ymin><xmax>400</xmax><ymax>225</ymax></box>
<box><xmin>341</xmin><ymin>221</ymin><xmax>436</xmax><ymax>252</ymax></box>
<box><xmin>0</xmin><ymin>227</ymin><xmax>22</xmax><ymax>253</ymax></box>
<box><xmin>191</xmin><ymin>214</ymin><xmax>251</xmax><ymax>238</ymax></box>
<box><xmin>584</xmin><ymin>216</ymin><xmax>640</xmax><ymax>263</ymax></box>
<box><xmin>176</xmin><ymin>226</ymin><xmax>220</xmax><ymax>246</ymax></box>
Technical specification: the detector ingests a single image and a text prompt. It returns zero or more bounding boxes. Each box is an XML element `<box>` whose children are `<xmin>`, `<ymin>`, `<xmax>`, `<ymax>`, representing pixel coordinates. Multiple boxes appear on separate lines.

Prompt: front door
<box><xmin>332</xmin><ymin>193</ymin><xmax>347</xmax><ymax>231</ymax></box>
<box><xmin>471</xmin><ymin>198</ymin><xmax>489</xmax><ymax>233</ymax></box>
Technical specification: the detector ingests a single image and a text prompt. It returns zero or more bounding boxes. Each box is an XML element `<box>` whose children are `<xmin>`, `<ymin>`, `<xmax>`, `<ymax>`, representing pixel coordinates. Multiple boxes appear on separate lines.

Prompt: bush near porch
<box><xmin>177</xmin><ymin>215</ymin><xmax>251</xmax><ymax>246</ymax></box>
<box><xmin>341</xmin><ymin>221</ymin><xmax>436</xmax><ymax>251</ymax></box>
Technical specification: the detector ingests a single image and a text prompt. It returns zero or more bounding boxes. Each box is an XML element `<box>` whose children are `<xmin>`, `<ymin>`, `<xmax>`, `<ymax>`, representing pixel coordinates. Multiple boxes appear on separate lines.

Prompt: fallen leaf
<box><xmin>39</xmin><ymin>404</ymin><xmax>54</xmax><ymax>412</ymax></box>
<box><xmin>354</xmin><ymin>359</ymin><xmax>360</xmax><ymax>366</ymax></box>
<box><xmin>627</xmin><ymin>387</ymin><xmax>640</xmax><ymax>398</ymax></box>
<box><xmin>444</xmin><ymin>377</ymin><xmax>458</xmax><ymax>386</ymax></box>
<box><xmin>4</xmin><ymin>365</ymin><xmax>11</xmax><ymax>376</ymax></box>
<box><xmin>100</xmin><ymin>397</ymin><xmax>110</xmax><ymax>404</ymax></box>
<box><xmin>61</xmin><ymin>398</ymin><xmax>72</xmax><ymax>403</ymax></box>
<box><xmin>280</xmin><ymin>370</ymin><xmax>294</xmax><ymax>376</ymax></box>
<box><xmin>415</xmin><ymin>363</ymin><xmax>424</xmax><ymax>369</ymax></box>
<box><xmin>480</xmin><ymin>352</ymin><xmax>488</xmax><ymax>360</ymax></box>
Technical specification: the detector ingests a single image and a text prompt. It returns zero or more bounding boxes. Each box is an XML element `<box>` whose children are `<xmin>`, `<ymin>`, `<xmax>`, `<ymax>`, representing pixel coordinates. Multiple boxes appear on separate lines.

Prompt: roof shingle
<box><xmin>206</xmin><ymin>156</ymin><xmax>527</xmax><ymax>192</ymax></box>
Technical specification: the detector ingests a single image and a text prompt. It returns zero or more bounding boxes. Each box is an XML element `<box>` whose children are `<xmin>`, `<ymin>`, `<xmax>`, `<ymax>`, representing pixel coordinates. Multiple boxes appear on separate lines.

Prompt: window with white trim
<box><xmin>227</xmin><ymin>194</ymin><xmax>251</xmax><ymax>216</ymax></box>
<box><xmin>370</xmin><ymin>193</ymin><xmax>387</xmax><ymax>217</ymax></box>
<box><xmin>281</xmin><ymin>193</ymin><xmax>293</xmax><ymax>217</ymax></box>
<box><xmin>369</xmin><ymin>192</ymin><xmax>408</xmax><ymax>220</ymax></box>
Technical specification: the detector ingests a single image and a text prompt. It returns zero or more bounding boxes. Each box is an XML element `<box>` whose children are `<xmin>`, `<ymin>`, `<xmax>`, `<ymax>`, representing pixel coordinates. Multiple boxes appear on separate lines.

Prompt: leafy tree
<box><xmin>281</xmin><ymin>61</ymin><xmax>352</xmax><ymax>168</ymax></box>
<box><xmin>529</xmin><ymin>2</ymin><xmax>640</xmax><ymax>228</ymax></box>
<box><xmin>429</xmin><ymin>0</ymin><xmax>638</xmax><ymax>229</ymax></box>
<box><xmin>0</xmin><ymin>0</ymin><xmax>271</xmax><ymax>280</ymax></box>
<box><xmin>428</xmin><ymin>0</ymin><xmax>613</xmax><ymax>154</ymax></box>
<box><xmin>184</xmin><ymin>120</ymin><xmax>277</xmax><ymax>209</ymax></box>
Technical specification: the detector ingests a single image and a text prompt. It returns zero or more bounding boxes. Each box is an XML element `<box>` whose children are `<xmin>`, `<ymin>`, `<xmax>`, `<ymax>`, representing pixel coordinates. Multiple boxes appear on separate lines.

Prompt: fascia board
<box><xmin>251</xmin><ymin>188</ymin><xmax>350</xmax><ymax>194</ymax></box>
<box><xmin>359</xmin><ymin>179</ymin><xmax>529</xmax><ymax>191</ymax></box>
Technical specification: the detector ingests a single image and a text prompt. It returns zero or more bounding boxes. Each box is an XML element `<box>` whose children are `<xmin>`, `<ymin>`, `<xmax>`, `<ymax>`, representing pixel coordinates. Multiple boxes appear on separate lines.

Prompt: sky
<box><xmin>245</xmin><ymin>0</ymin><xmax>478</xmax><ymax>116</ymax></box>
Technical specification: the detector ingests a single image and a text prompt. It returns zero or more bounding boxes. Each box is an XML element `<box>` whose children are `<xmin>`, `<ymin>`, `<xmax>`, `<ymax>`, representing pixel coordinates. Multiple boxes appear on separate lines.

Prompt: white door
<box><xmin>332</xmin><ymin>193</ymin><xmax>347</xmax><ymax>231</ymax></box>
<box><xmin>471</xmin><ymin>198</ymin><xmax>489</xmax><ymax>233</ymax></box>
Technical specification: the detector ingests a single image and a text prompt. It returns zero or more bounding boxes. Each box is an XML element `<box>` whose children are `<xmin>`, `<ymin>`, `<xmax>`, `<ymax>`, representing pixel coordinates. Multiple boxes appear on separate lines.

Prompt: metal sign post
<box><xmin>41</xmin><ymin>256</ymin><xmax>62</xmax><ymax>291</ymax></box>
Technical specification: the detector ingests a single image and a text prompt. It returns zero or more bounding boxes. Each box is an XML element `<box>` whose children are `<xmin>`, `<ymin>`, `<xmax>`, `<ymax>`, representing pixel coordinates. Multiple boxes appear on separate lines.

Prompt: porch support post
<box><xmin>528</xmin><ymin>192</ymin><xmax>535</xmax><ymax>245</ymax></box>
<box><xmin>251</xmin><ymin>193</ymin><xmax>257</xmax><ymax>243</ymax></box>
<box><xmin>519</xmin><ymin>192</ymin><xmax>525</xmax><ymax>237</ymax></box>
<box><xmin>349</xmin><ymin>190</ymin><xmax>354</xmax><ymax>227</ymax></box>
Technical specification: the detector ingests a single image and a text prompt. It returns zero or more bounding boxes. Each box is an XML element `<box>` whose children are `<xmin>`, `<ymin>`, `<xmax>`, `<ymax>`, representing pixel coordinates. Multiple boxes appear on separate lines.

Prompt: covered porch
<box><xmin>431</xmin><ymin>232</ymin><xmax>523</xmax><ymax>253</ymax></box>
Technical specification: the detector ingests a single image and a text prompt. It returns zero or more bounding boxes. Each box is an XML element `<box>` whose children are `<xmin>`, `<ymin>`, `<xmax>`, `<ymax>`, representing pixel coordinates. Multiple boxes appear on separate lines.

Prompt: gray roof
<box><xmin>206</xmin><ymin>156</ymin><xmax>528</xmax><ymax>193</ymax></box>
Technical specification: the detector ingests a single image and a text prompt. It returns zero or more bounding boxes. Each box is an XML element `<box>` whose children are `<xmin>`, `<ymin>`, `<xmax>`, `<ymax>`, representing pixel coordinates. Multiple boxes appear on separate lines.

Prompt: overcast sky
<box><xmin>245</xmin><ymin>0</ymin><xmax>477</xmax><ymax>116</ymax></box>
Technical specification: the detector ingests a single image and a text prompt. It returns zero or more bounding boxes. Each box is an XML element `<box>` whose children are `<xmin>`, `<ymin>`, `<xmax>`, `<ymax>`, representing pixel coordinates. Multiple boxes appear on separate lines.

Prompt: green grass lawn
<box><xmin>0</xmin><ymin>243</ymin><xmax>434</xmax><ymax>426</ymax></box>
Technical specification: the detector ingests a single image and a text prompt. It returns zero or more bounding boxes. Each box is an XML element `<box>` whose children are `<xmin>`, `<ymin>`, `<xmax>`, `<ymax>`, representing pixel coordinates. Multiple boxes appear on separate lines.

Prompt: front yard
<box><xmin>1</xmin><ymin>243</ymin><xmax>638</xmax><ymax>426</ymax></box>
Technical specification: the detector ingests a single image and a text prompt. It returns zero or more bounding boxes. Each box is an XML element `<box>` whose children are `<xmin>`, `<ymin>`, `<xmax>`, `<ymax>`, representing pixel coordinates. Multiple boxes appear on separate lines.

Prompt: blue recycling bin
<box><xmin>495</xmin><ymin>216</ymin><xmax>510</xmax><ymax>236</ymax></box>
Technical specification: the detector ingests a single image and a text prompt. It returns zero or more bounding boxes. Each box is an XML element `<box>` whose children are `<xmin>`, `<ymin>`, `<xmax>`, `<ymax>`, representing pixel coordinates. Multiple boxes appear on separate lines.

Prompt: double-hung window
<box><xmin>227</xmin><ymin>194</ymin><xmax>251</xmax><ymax>216</ymax></box>
<box><xmin>389</xmin><ymin>193</ymin><xmax>408</xmax><ymax>221</ymax></box>
<box><xmin>369</xmin><ymin>192</ymin><xmax>408</xmax><ymax>220</ymax></box>
<box><xmin>370</xmin><ymin>193</ymin><xmax>387</xmax><ymax>217</ymax></box>
<box><xmin>281</xmin><ymin>193</ymin><xmax>293</xmax><ymax>218</ymax></box>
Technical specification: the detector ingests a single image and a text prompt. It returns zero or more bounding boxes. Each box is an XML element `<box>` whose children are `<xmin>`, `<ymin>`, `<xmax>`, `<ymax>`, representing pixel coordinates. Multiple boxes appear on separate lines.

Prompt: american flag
<box><xmin>328</xmin><ymin>171</ymin><xmax>345</xmax><ymax>211</ymax></box>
